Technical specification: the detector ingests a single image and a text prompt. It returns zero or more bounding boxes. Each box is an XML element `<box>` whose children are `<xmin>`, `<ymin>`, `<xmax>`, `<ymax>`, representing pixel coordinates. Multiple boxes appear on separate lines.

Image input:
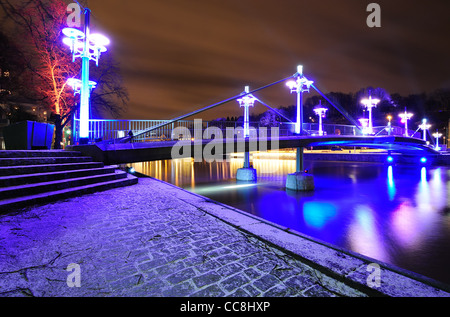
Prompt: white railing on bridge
<box><xmin>72</xmin><ymin>118</ymin><xmax>413</xmax><ymax>144</ymax></box>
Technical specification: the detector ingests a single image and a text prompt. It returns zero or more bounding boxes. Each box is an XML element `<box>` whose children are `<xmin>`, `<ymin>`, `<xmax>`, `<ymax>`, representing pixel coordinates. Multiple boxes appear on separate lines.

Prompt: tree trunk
<box><xmin>53</xmin><ymin>114</ymin><xmax>62</xmax><ymax>149</ymax></box>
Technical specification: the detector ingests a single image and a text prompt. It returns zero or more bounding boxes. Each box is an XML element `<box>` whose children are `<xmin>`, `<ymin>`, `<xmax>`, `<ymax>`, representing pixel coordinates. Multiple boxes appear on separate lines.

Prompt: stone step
<box><xmin>0</xmin><ymin>162</ymin><xmax>105</xmax><ymax>176</ymax></box>
<box><xmin>0</xmin><ymin>173</ymin><xmax>138</xmax><ymax>213</ymax></box>
<box><xmin>0</xmin><ymin>150</ymin><xmax>84</xmax><ymax>158</ymax></box>
<box><xmin>0</xmin><ymin>156</ymin><xmax>93</xmax><ymax>166</ymax></box>
<box><xmin>0</xmin><ymin>166</ymin><xmax>118</xmax><ymax>187</ymax></box>
<box><xmin>0</xmin><ymin>171</ymin><xmax>129</xmax><ymax>200</ymax></box>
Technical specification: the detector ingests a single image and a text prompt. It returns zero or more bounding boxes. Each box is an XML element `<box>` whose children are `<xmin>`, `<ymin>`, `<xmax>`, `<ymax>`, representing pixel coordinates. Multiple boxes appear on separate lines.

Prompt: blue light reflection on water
<box><xmin>131</xmin><ymin>158</ymin><xmax>450</xmax><ymax>285</ymax></box>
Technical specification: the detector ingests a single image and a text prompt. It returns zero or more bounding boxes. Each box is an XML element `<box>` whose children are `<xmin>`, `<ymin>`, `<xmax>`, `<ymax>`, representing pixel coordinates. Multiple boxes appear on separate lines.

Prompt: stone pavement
<box><xmin>0</xmin><ymin>176</ymin><xmax>449</xmax><ymax>298</ymax></box>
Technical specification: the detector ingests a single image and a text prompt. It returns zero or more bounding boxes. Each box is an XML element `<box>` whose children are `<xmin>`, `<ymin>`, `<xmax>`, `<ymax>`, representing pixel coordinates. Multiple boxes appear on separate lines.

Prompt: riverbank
<box><xmin>0</xmin><ymin>175</ymin><xmax>448</xmax><ymax>299</ymax></box>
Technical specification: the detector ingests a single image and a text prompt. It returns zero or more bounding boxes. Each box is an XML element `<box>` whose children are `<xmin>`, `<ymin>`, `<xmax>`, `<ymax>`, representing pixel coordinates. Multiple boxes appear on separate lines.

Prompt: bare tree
<box><xmin>0</xmin><ymin>0</ymin><xmax>128</xmax><ymax>148</ymax></box>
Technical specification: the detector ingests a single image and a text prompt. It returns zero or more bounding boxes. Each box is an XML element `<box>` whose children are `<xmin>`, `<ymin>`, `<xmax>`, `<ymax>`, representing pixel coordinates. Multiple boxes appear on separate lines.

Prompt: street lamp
<box><xmin>399</xmin><ymin>109</ymin><xmax>413</xmax><ymax>137</ymax></box>
<box><xmin>418</xmin><ymin>119</ymin><xmax>431</xmax><ymax>141</ymax></box>
<box><xmin>237</xmin><ymin>86</ymin><xmax>256</xmax><ymax>138</ymax></box>
<box><xmin>286</xmin><ymin>65</ymin><xmax>314</xmax><ymax>135</ymax></box>
<box><xmin>313</xmin><ymin>101</ymin><xmax>328</xmax><ymax>136</ymax></box>
<box><xmin>433</xmin><ymin>131</ymin><xmax>442</xmax><ymax>150</ymax></box>
<box><xmin>386</xmin><ymin>115</ymin><xmax>393</xmax><ymax>135</ymax></box>
<box><xmin>62</xmin><ymin>8</ymin><xmax>110</xmax><ymax>143</ymax></box>
<box><xmin>359</xmin><ymin>118</ymin><xmax>369</xmax><ymax>135</ymax></box>
<box><xmin>360</xmin><ymin>94</ymin><xmax>380</xmax><ymax>135</ymax></box>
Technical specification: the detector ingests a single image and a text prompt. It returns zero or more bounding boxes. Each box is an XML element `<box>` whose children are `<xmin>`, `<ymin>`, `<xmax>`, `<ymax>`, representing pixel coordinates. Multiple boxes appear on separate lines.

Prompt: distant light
<box><xmin>433</xmin><ymin>131</ymin><xmax>443</xmax><ymax>151</ymax></box>
<box><xmin>420</xmin><ymin>157</ymin><xmax>427</xmax><ymax>164</ymax></box>
<box><xmin>360</xmin><ymin>96</ymin><xmax>380</xmax><ymax>108</ymax></box>
<box><xmin>127</xmin><ymin>167</ymin><xmax>136</xmax><ymax>174</ymax></box>
<box><xmin>313</xmin><ymin>107</ymin><xmax>328</xmax><ymax>117</ymax></box>
<box><xmin>387</xmin><ymin>156</ymin><xmax>394</xmax><ymax>163</ymax></box>
<box><xmin>359</xmin><ymin>118</ymin><xmax>369</xmax><ymax>135</ymax></box>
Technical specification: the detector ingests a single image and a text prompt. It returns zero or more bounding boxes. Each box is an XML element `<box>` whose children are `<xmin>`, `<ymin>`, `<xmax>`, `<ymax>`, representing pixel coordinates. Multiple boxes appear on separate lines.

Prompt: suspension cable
<box><xmin>253</xmin><ymin>97</ymin><xmax>293</xmax><ymax>123</ymax></box>
<box><xmin>311</xmin><ymin>84</ymin><xmax>362</xmax><ymax>131</ymax></box>
<box><xmin>117</xmin><ymin>75</ymin><xmax>295</xmax><ymax>143</ymax></box>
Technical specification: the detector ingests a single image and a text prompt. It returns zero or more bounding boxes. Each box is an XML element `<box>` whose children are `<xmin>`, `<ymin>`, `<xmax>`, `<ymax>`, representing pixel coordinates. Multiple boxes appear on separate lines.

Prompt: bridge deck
<box><xmin>70</xmin><ymin>135</ymin><xmax>439</xmax><ymax>165</ymax></box>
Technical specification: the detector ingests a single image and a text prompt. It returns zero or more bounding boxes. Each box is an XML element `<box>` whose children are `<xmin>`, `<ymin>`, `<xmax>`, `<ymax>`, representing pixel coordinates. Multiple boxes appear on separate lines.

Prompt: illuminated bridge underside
<box><xmin>71</xmin><ymin>135</ymin><xmax>438</xmax><ymax>165</ymax></box>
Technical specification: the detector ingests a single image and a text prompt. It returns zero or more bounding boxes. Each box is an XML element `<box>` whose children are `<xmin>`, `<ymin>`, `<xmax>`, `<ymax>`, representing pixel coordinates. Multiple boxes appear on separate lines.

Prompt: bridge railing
<box><xmin>71</xmin><ymin>118</ymin><xmax>411</xmax><ymax>144</ymax></box>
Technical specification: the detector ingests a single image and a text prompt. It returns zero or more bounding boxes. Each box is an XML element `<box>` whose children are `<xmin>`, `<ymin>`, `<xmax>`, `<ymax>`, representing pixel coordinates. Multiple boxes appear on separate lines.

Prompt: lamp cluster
<box><xmin>62</xmin><ymin>27</ymin><xmax>110</xmax><ymax>66</ymax></box>
<box><xmin>237</xmin><ymin>86</ymin><xmax>257</xmax><ymax>138</ymax></box>
<box><xmin>286</xmin><ymin>66</ymin><xmax>314</xmax><ymax>94</ymax></box>
<box><xmin>286</xmin><ymin>66</ymin><xmax>315</xmax><ymax>134</ymax></box>
<box><xmin>313</xmin><ymin>100</ymin><xmax>328</xmax><ymax>136</ymax></box>
<box><xmin>62</xmin><ymin>8</ymin><xmax>110</xmax><ymax>142</ymax></box>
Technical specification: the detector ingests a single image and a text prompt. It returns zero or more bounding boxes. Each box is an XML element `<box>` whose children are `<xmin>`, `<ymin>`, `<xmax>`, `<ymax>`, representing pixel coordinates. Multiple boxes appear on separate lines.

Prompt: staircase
<box><xmin>0</xmin><ymin>150</ymin><xmax>138</xmax><ymax>213</ymax></box>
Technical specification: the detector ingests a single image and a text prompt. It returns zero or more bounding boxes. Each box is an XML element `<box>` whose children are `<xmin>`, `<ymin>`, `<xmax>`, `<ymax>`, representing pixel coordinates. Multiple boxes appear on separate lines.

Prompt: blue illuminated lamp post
<box><xmin>399</xmin><ymin>109</ymin><xmax>413</xmax><ymax>137</ymax></box>
<box><xmin>418</xmin><ymin>119</ymin><xmax>431</xmax><ymax>141</ymax></box>
<box><xmin>360</xmin><ymin>94</ymin><xmax>380</xmax><ymax>135</ymax></box>
<box><xmin>433</xmin><ymin>131</ymin><xmax>442</xmax><ymax>151</ymax></box>
<box><xmin>386</xmin><ymin>115</ymin><xmax>393</xmax><ymax>135</ymax></box>
<box><xmin>62</xmin><ymin>8</ymin><xmax>110</xmax><ymax>144</ymax></box>
<box><xmin>237</xmin><ymin>86</ymin><xmax>256</xmax><ymax>138</ymax></box>
<box><xmin>313</xmin><ymin>101</ymin><xmax>328</xmax><ymax>136</ymax></box>
<box><xmin>286</xmin><ymin>65</ymin><xmax>314</xmax><ymax>135</ymax></box>
<box><xmin>285</xmin><ymin>66</ymin><xmax>315</xmax><ymax>191</ymax></box>
<box><xmin>236</xmin><ymin>86</ymin><xmax>258</xmax><ymax>181</ymax></box>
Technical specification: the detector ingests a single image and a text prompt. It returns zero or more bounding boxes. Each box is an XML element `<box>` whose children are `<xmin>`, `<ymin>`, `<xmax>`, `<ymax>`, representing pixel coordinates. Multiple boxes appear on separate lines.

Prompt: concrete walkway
<box><xmin>0</xmin><ymin>176</ymin><xmax>449</xmax><ymax>298</ymax></box>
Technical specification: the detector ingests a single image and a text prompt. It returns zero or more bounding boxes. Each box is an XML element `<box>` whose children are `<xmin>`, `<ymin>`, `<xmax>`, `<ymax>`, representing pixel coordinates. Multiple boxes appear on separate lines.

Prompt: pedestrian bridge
<box><xmin>71</xmin><ymin>134</ymin><xmax>439</xmax><ymax>165</ymax></box>
<box><xmin>68</xmin><ymin>69</ymin><xmax>443</xmax><ymax>167</ymax></box>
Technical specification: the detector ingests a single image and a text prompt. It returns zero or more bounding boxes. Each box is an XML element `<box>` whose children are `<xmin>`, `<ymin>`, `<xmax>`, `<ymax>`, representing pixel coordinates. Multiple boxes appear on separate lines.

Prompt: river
<box><xmin>130</xmin><ymin>152</ymin><xmax>450</xmax><ymax>286</ymax></box>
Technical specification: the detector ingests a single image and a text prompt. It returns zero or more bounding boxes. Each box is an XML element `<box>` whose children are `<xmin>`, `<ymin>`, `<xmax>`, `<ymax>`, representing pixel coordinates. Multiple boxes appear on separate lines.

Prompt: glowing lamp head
<box><xmin>88</xmin><ymin>33</ymin><xmax>110</xmax><ymax>55</ymax></box>
<box><xmin>313</xmin><ymin>107</ymin><xmax>328</xmax><ymax>117</ymax></box>
<box><xmin>418</xmin><ymin>118</ymin><xmax>431</xmax><ymax>131</ymax></box>
<box><xmin>67</xmin><ymin>78</ymin><xmax>97</xmax><ymax>94</ymax></box>
<box><xmin>399</xmin><ymin>112</ymin><xmax>413</xmax><ymax>123</ymax></box>
<box><xmin>62</xmin><ymin>27</ymin><xmax>85</xmax><ymax>40</ymax></box>
<box><xmin>89</xmin><ymin>33</ymin><xmax>110</xmax><ymax>47</ymax></box>
<box><xmin>237</xmin><ymin>86</ymin><xmax>256</xmax><ymax>108</ymax></box>
<box><xmin>359</xmin><ymin>118</ymin><xmax>369</xmax><ymax>127</ymax></box>
<box><xmin>286</xmin><ymin>80</ymin><xmax>297</xmax><ymax>90</ymax></box>
<box><xmin>387</xmin><ymin>156</ymin><xmax>394</xmax><ymax>163</ymax></box>
<box><xmin>361</xmin><ymin>96</ymin><xmax>380</xmax><ymax>108</ymax></box>
<box><xmin>420</xmin><ymin>157</ymin><xmax>427</xmax><ymax>164</ymax></box>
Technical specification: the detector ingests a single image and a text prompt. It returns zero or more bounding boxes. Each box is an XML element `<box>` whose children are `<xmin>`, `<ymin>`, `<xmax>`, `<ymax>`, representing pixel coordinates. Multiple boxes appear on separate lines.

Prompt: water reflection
<box><xmin>348</xmin><ymin>205</ymin><xmax>389</xmax><ymax>262</ymax></box>
<box><xmin>387</xmin><ymin>165</ymin><xmax>396</xmax><ymax>201</ymax></box>
<box><xmin>131</xmin><ymin>155</ymin><xmax>450</xmax><ymax>285</ymax></box>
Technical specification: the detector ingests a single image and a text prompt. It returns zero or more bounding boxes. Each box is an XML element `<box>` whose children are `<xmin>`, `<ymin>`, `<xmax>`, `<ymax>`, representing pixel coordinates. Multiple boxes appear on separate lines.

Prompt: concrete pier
<box><xmin>286</xmin><ymin>147</ymin><xmax>315</xmax><ymax>191</ymax></box>
<box><xmin>236</xmin><ymin>167</ymin><xmax>257</xmax><ymax>182</ymax></box>
<box><xmin>286</xmin><ymin>171</ymin><xmax>315</xmax><ymax>191</ymax></box>
<box><xmin>236</xmin><ymin>151</ymin><xmax>257</xmax><ymax>181</ymax></box>
<box><xmin>0</xmin><ymin>176</ymin><xmax>448</xmax><ymax>298</ymax></box>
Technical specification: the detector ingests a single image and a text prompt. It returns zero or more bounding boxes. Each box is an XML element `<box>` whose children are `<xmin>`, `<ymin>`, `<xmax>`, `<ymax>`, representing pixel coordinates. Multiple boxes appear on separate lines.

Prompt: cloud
<box><xmin>89</xmin><ymin>0</ymin><xmax>450</xmax><ymax>120</ymax></box>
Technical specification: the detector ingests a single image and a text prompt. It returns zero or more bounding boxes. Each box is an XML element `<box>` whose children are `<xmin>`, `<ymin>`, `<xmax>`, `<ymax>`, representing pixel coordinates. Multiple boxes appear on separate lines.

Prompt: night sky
<box><xmin>85</xmin><ymin>0</ymin><xmax>450</xmax><ymax>120</ymax></box>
